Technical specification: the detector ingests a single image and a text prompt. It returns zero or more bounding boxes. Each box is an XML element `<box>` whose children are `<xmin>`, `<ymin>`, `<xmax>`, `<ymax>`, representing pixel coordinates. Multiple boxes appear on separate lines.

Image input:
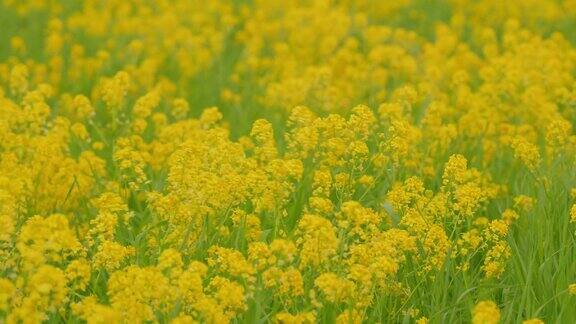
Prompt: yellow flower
<box><xmin>514</xmin><ymin>195</ymin><xmax>535</xmax><ymax>212</ymax></box>
<box><xmin>207</xmin><ymin>246</ymin><xmax>255</xmax><ymax>279</ymax></box>
<box><xmin>171</xmin><ymin>98</ymin><xmax>190</xmax><ymax>120</ymax></box>
<box><xmin>66</xmin><ymin>259</ymin><xmax>92</xmax><ymax>290</ymax></box>
<box><xmin>502</xmin><ymin>209</ymin><xmax>519</xmax><ymax>223</ymax></box>
<box><xmin>569</xmin><ymin>283</ymin><xmax>576</xmax><ymax>295</ymax></box>
<box><xmin>314</xmin><ymin>272</ymin><xmax>354</xmax><ymax>304</ymax></box>
<box><xmin>336</xmin><ymin>310</ymin><xmax>363</xmax><ymax>324</ymax></box>
<box><xmin>511</xmin><ymin>137</ymin><xmax>541</xmax><ymax>172</ymax></box>
<box><xmin>101</xmin><ymin>71</ymin><xmax>131</xmax><ymax>109</ymax></box>
<box><xmin>275</xmin><ymin>311</ymin><xmax>316</xmax><ymax>324</ymax></box>
<box><xmin>416</xmin><ymin>317</ymin><xmax>429</xmax><ymax>324</ymax></box>
<box><xmin>94</xmin><ymin>240</ymin><xmax>135</xmax><ymax>271</ymax></box>
<box><xmin>132</xmin><ymin>91</ymin><xmax>160</xmax><ymax>119</ymax></box>
<box><xmin>9</xmin><ymin>64</ymin><xmax>29</xmax><ymax>96</ymax></box>
<box><xmin>523</xmin><ymin>319</ymin><xmax>544</xmax><ymax>324</ymax></box>
<box><xmin>0</xmin><ymin>278</ymin><xmax>15</xmax><ymax>311</ymax></box>
<box><xmin>472</xmin><ymin>300</ymin><xmax>500</xmax><ymax>324</ymax></box>
<box><xmin>296</xmin><ymin>214</ymin><xmax>339</xmax><ymax>268</ymax></box>
<box><xmin>209</xmin><ymin>276</ymin><xmax>246</xmax><ymax>314</ymax></box>
<box><xmin>17</xmin><ymin>214</ymin><xmax>84</xmax><ymax>269</ymax></box>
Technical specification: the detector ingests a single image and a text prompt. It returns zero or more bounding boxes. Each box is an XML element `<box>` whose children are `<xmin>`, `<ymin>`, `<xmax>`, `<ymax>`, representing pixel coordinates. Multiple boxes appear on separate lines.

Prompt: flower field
<box><xmin>1</xmin><ymin>0</ymin><xmax>576</xmax><ymax>323</ymax></box>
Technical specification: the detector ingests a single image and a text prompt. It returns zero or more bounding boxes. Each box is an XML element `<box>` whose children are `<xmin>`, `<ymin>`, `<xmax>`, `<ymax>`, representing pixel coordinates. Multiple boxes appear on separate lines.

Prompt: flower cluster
<box><xmin>1</xmin><ymin>0</ymin><xmax>576</xmax><ymax>323</ymax></box>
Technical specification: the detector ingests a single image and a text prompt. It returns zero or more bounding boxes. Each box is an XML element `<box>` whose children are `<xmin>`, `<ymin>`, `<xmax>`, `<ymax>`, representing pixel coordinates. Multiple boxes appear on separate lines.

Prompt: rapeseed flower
<box><xmin>0</xmin><ymin>0</ymin><xmax>575</xmax><ymax>322</ymax></box>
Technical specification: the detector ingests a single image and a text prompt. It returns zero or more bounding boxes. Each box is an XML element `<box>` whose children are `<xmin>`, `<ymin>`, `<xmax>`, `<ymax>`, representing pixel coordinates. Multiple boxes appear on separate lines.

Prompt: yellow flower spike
<box><xmin>472</xmin><ymin>300</ymin><xmax>500</xmax><ymax>324</ymax></box>
<box><xmin>523</xmin><ymin>319</ymin><xmax>544</xmax><ymax>324</ymax></box>
<box><xmin>94</xmin><ymin>240</ymin><xmax>135</xmax><ymax>271</ymax></box>
<box><xmin>314</xmin><ymin>272</ymin><xmax>354</xmax><ymax>304</ymax></box>
<box><xmin>275</xmin><ymin>311</ymin><xmax>316</xmax><ymax>324</ymax></box>
<box><xmin>296</xmin><ymin>214</ymin><xmax>339</xmax><ymax>268</ymax></box>
<box><xmin>9</xmin><ymin>64</ymin><xmax>29</xmax><ymax>96</ymax></box>
<box><xmin>101</xmin><ymin>71</ymin><xmax>131</xmax><ymax>110</ymax></box>
<box><xmin>1</xmin><ymin>0</ymin><xmax>576</xmax><ymax>322</ymax></box>
<box><xmin>569</xmin><ymin>283</ymin><xmax>576</xmax><ymax>295</ymax></box>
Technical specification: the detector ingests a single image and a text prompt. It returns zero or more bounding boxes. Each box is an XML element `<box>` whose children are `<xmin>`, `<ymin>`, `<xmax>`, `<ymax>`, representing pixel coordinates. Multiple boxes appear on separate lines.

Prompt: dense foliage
<box><xmin>1</xmin><ymin>0</ymin><xmax>576</xmax><ymax>323</ymax></box>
